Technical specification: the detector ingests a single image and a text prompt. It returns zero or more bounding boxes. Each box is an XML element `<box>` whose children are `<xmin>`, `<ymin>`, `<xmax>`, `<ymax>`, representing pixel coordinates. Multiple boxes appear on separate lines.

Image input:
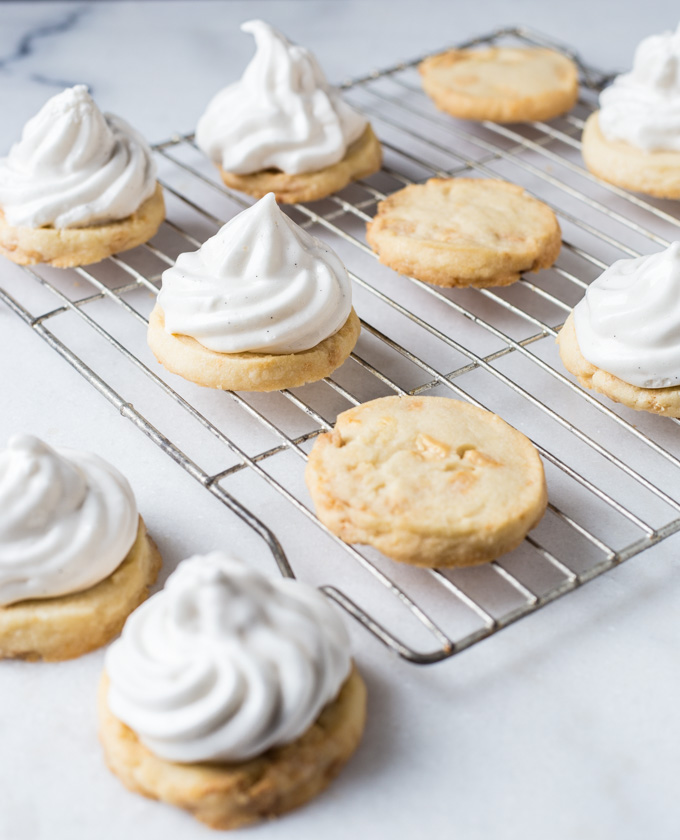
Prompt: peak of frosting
<box><xmin>573</xmin><ymin>242</ymin><xmax>680</xmax><ymax>388</ymax></box>
<box><xmin>195</xmin><ymin>20</ymin><xmax>367</xmax><ymax>175</ymax></box>
<box><xmin>105</xmin><ymin>551</ymin><xmax>352</xmax><ymax>764</ymax></box>
<box><xmin>0</xmin><ymin>435</ymin><xmax>138</xmax><ymax>606</ymax></box>
<box><xmin>0</xmin><ymin>85</ymin><xmax>157</xmax><ymax>228</ymax></box>
<box><xmin>599</xmin><ymin>24</ymin><xmax>680</xmax><ymax>151</ymax></box>
<box><xmin>158</xmin><ymin>193</ymin><xmax>352</xmax><ymax>354</ymax></box>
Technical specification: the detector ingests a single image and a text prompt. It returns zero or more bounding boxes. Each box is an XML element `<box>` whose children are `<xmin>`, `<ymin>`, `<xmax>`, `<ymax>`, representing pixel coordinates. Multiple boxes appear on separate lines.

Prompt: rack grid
<box><xmin>3</xmin><ymin>27</ymin><xmax>680</xmax><ymax>664</ymax></box>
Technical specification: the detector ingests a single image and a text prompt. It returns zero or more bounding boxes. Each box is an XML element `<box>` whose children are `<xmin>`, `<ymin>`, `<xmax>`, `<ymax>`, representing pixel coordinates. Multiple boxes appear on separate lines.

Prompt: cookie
<box><xmin>419</xmin><ymin>46</ymin><xmax>579</xmax><ymax>123</ymax></box>
<box><xmin>0</xmin><ymin>517</ymin><xmax>161</xmax><ymax>662</ymax></box>
<box><xmin>148</xmin><ymin>303</ymin><xmax>361</xmax><ymax>392</ymax></box>
<box><xmin>218</xmin><ymin>125</ymin><xmax>382</xmax><ymax>204</ymax></box>
<box><xmin>98</xmin><ymin>663</ymin><xmax>365</xmax><ymax>830</ymax></box>
<box><xmin>366</xmin><ymin>177</ymin><xmax>561</xmax><ymax>287</ymax></box>
<box><xmin>557</xmin><ymin>312</ymin><xmax>680</xmax><ymax>417</ymax></box>
<box><xmin>581</xmin><ymin>112</ymin><xmax>680</xmax><ymax>199</ymax></box>
<box><xmin>0</xmin><ymin>183</ymin><xmax>165</xmax><ymax>268</ymax></box>
<box><xmin>305</xmin><ymin>396</ymin><xmax>548</xmax><ymax>567</ymax></box>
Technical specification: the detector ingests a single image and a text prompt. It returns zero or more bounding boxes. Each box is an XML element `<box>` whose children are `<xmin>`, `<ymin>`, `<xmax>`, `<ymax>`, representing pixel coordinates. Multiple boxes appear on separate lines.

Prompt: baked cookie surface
<box><xmin>0</xmin><ymin>183</ymin><xmax>165</xmax><ymax>269</ymax></box>
<box><xmin>366</xmin><ymin>177</ymin><xmax>561</xmax><ymax>287</ymax></box>
<box><xmin>557</xmin><ymin>312</ymin><xmax>680</xmax><ymax>417</ymax></box>
<box><xmin>419</xmin><ymin>46</ymin><xmax>579</xmax><ymax>123</ymax></box>
<box><xmin>98</xmin><ymin>665</ymin><xmax>366</xmax><ymax>831</ymax></box>
<box><xmin>305</xmin><ymin>396</ymin><xmax>548</xmax><ymax>567</ymax></box>
<box><xmin>0</xmin><ymin>517</ymin><xmax>161</xmax><ymax>662</ymax></box>
<box><xmin>148</xmin><ymin>304</ymin><xmax>361</xmax><ymax>392</ymax></box>
<box><xmin>218</xmin><ymin>125</ymin><xmax>382</xmax><ymax>204</ymax></box>
<box><xmin>581</xmin><ymin>112</ymin><xmax>680</xmax><ymax>199</ymax></box>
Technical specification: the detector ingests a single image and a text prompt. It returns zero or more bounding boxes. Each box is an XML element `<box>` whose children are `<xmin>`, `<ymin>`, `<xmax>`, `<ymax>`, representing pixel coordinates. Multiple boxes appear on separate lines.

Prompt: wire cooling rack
<box><xmin>3</xmin><ymin>27</ymin><xmax>680</xmax><ymax>665</ymax></box>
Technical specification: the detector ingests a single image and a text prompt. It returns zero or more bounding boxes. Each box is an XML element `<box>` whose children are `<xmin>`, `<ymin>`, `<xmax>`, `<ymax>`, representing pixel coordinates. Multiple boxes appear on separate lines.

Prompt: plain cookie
<box><xmin>557</xmin><ymin>312</ymin><xmax>680</xmax><ymax>417</ymax></box>
<box><xmin>0</xmin><ymin>517</ymin><xmax>162</xmax><ymax>661</ymax></box>
<box><xmin>98</xmin><ymin>665</ymin><xmax>366</xmax><ymax>831</ymax></box>
<box><xmin>218</xmin><ymin>125</ymin><xmax>382</xmax><ymax>204</ymax></box>
<box><xmin>581</xmin><ymin>111</ymin><xmax>680</xmax><ymax>199</ymax></box>
<box><xmin>366</xmin><ymin>177</ymin><xmax>561</xmax><ymax>287</ymax></box>
<box><xmin>0</xmin><ymin>183</ymin><xmax>165</xmax><ymax>268</ymax></box>
<box><xmin>419</xmin><ymin>46</ymin><xmax>579</xmax><ymax>123</ymax></box>
<box><xmin>305</xmin><ymin>395</ymin><xmax>548</xmax><ymax>567</ymax></box>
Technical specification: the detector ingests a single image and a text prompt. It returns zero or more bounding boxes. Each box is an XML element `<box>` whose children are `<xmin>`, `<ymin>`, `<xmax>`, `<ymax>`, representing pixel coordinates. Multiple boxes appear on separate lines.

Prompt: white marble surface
<box><xmin>2</xmin><ymin>2</ymin><xmax>680</xmax><ymax>839</ymax></box>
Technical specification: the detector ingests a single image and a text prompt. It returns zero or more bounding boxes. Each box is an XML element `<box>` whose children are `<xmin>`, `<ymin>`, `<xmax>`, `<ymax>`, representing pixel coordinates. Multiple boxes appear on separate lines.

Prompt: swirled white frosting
<box><xmin>573</xmin><ymin>242</ymin><xmax>680</xmax><ymax>388</ymax></box>
<box><xmin>105</xmin><ymin>552</ymin><xmax>352</xmax><ymax>764</ymax></box>
<box><xmin>195</xmin><ymin>20</ymin><xmax>367</xmax><ymax>175</ymax></box>
<box><xmin>158</xmin><ymin>192</ymin><xmax>352</xmax><ymax>354</ymax></box>
<box><xmin>0</xmin><ymin>435</ymin><xmax>138</xmax><ymax>607</ymax></box>
<box><xmin>0</xmin><ymin>85</ymin><xmax>157</xmax><ymax>228</ymax></box>
<box><xmin>599</xmin><ymin>24</ymin><xmax>680</xmax><ymax>151</ymax></box>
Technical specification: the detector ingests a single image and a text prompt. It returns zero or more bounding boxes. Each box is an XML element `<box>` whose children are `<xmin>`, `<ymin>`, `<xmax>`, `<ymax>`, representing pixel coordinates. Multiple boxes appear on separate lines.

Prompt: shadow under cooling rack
<box><xmin>3</xmin><ymin>27</ymin><xmax>680</xmax><ymax>664</ymax></box>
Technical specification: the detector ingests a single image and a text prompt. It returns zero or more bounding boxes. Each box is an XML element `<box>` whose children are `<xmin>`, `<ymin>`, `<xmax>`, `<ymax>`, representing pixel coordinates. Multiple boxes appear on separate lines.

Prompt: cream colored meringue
<box><xmin>0</xmin><ymin>435</ymin><xmax>138</xmax><ymax>607</ymax></box>
<box><xmin>0</xmin><ymin>85</ymin><xmax>157</xmax><ymax>228</ymax></box>
<box><xmin>599</xmin><ymin>23</ymin><xmax>680</xmax><ymax>152</ymax></box>
<box><xmin>158</xmin><ymin>192</ymin><xmax>352</xmax><ymax>354</ymax></box>
<box><xmin>105</xmin><ymin>551</ymin><xmax>352</xmax><ymax>764</ymax></box>
<box><xmin>573</xmin><ymin>242</ymin><xmax>680</xmax><ymax>388</ymax></box>
<box><xmin>195</xmin><ymin>20</ymin><xmax>367</xmax><ymax>175</ymax></box>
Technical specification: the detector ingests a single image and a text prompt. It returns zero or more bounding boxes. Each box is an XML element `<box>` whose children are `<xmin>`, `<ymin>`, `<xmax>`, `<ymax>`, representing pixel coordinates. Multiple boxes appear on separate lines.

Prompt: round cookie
<box><xmin>419</xmin><ymin>47</ymin><xmax>579</xmax><ymax>123</ymax></box>
<box><xmin>581</xmin><ymin>112</ymin><xmax>680</xmax><ymax>199</ymax></box>
<box><xmin>305</xmin><ymin>396</ymin><xmax>548</xmax><ymax>567</ymax></box>
<box><xmin>0</xmin><ymin>183</ymin><xmax>165</xmax><ymax>268</ymax></box>
<box><xmin>557</xmin><ymin>311</ymin><xmax>680</xmax><ymax>417</ymax></box>
<box><xmin>98</xmin><ymin>665</ymin><xmax>366</xmax><ymax>831</ymax></box>
<box><xmin>148</xmin><ymin>303</ymin><xmax>361</xmax><ymax>392</ymax></box>
<box><xmin>366</xmin><ymin>177</ymin><xmax>561</xmax><ymax>288</ymax></box>
<box><xmin>0</xmin><ymin>517</ymin><xmax>161</xmax><ymax>662</ymax></box>
<box><xmin>218</xmin><ymin>125</ymin><xmax>383</xmax><ymax>204</ymax></box>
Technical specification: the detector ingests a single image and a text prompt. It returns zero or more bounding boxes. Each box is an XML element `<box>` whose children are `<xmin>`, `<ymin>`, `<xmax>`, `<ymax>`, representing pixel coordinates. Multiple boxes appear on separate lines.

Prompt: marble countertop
<box><xmin>2</xmin><ymin>3</ymin><xmax>680</xmax><ymax>839</ymax></box>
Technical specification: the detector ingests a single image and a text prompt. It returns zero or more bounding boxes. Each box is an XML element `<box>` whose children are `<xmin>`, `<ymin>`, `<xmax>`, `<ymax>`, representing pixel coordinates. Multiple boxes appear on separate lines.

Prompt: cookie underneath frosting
<box><xmin>148</xmin><ymin>303</ymin><xmax>361</xmax><ymax>392</ymax></box>
<box><xmin>98</xmin><ymin>665</ymin><xmax>366</xmax><ymax>830</ymax></box>
<box><xmin>366</xmin><ymin>178</ymin><xmax>561</xmax><ymax>288</ymax></box>
<box><xmin>0</xmin><ymin>517</ymin><xmax>161</xmax><ymax>661</ymax></box>
<box><xmin>217</xmin><ymin>125</ymin><xmax>382</xmax><ymax>204</ymax></box>
<box><xmin>557</xmin><ymin>312</ymin><xmax>680</xmax><ymax>417</ymax></box>
<box><xmin>305</xmin><ymin>396</ymin><xmax>548</xmax><ymax>567</ymax></box>
<box><xmin>419</xmin><ymin>46</ymin><xmax>579</xmax><ymax>123</ymax></box>
<box><xmin>582</xmin><ymin>112</ymin><xmax>680</xmax><ymax>198</ymax></box>
<box><xmin>0</xmin><ymin>183</ymin><xmax>165</xmax><ymax>268</ymax></box>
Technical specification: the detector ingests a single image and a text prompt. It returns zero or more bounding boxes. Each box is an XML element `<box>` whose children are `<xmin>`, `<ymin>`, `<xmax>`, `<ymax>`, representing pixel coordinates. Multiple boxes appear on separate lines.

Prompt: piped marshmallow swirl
<box><xmin>0</xmin><ymin>85</ymin><xmax>157</xmax><ymax>228</ymax></box>
<box><xmin>573</xmin><ymin>242</ymin><xmax>680</xmax><ymax>388</ymax></box>
<box><xmin>0</xmin><ymin>435</ymin><xmax>138</xmax><ymax>606</ymax></box>
<box><xmin>105</xmin><ymin>552</ymin><xmax>352</xmax><ymax>764</ymax></box>
<box><xmin>599</xmin><ymin>24</ymin><xmax>680</xmax><ymax>152</ymax></box>
<box><xmin>195</xmin><ymin>20</ymin><xmax>367</xmax><ymax>175</ymax></box>
<box><xmin>158</xmin><ymin>192</ymin><xmax>352</xmax><ymax>354</ymax></box>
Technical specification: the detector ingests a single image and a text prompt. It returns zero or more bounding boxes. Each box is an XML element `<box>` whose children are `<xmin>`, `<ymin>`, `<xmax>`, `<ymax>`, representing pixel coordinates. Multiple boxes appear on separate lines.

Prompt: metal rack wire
<box><xmin>3</xmin><ymin>26</ymin><xmax>680</xmax><ymax>664</ymax></box>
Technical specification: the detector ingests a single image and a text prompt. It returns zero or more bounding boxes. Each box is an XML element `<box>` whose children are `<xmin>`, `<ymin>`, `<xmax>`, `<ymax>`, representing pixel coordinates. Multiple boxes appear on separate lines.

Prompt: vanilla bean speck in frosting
<box><xmin>157</xmin><ymin>192</ymin><xmax>352</xmax><ymax>354</ymax></box>
<box><xmin>0</xmin><ymin>435</ymin><xmax>138</xmax><ymax>607</ymax></box>
<box><xmin>573</xmin><ymin>242</ymin><xmax>680</xmax><ymax>388</ymax></box>
<box><xmin>0</xmin><ymin>85</ymin><xmax>157</xmax><ymax>228</ymax></box>
<box><xmin>105</xmin><ymin>552</ymin><xmax>352</xmax><ymax>764</ymax></box>
<box><xmin>195</xmin><ymin>20</ymin><xmax>367</xmax><ymax>175</ymax></box>
<box><xmin>599</xmin><ymin>23</ymin><xmax>680</xmax><ymax>152</ymax></box>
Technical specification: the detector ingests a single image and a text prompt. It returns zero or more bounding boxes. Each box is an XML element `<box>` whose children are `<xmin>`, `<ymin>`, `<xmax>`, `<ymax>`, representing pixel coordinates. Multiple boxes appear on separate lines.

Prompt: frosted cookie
<box><xmin>148</xmin><ymin>193</ymin><xmax>360</xmax><ymax>392</ymax></box>
<box><xmin>557</xmin><ymin>243</ymin><xmax>680</xmax><ymax>417</ymax></box>
<box><xmin>366</xmin><ymin>177</ymin><xmax>561</xmax><ymax>288</ymax></box>
<box><xmin>196</xmin><ymin>20</ymin><xmax>381</xmax><ymax>203</ymax></box>
<box><xmin>582</xmin><ymin>25</ymin><xmax>680</xmax><ymax>197</ymax></box>
<box><xmin>419</xmin><ymin>47</ymin><xmax>579</xmax><ymax>123</ymax></box>
<box><xmin>0</xmin><ymin>436</ymin><xmax>161</xmax><ymax>661</ymax></box>
<box><xmin>99</xmin><ymin>552</ymin><xmax>366</xmax><ymax>830</ymax></box>
<box><xmin>305</xmin><ymin>396</ymin><xmax>548</xmax><ymax>567</ymax></box>
<box><xmin>0</xmin><ymin>85</ymin><xmax>164</xmax><ymax>268</ymax></box>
